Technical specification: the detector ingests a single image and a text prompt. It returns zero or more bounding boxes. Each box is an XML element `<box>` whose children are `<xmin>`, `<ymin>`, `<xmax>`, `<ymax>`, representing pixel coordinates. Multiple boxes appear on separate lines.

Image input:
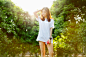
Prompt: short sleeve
<box><xmin>36</xmin><ymin>16</ymin><xmax>40</xmax><ymax>22</ymax></box>
<box><xmin>50</xmin><ymin>19</ymin><xmax>55</xmax><ymax>29</ymax></box>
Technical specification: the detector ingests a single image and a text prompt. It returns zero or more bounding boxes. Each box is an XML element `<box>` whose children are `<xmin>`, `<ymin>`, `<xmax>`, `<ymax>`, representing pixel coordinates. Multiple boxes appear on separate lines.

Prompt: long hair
<box><xmin>40</xmin><ymin>7</ymin><xmax>54</xmax><ymax>22</ymax></box>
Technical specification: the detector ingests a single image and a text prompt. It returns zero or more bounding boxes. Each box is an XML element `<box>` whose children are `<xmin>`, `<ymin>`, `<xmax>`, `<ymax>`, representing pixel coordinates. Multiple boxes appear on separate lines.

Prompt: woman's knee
<box><xmin>49</xmin><ymin>51</ymin><xmax>53</xmax><ymax>55</ymax></box>
<box><xmin>41</xmin><ymin>51</ymin><xmax>45</xmax><ymax>55</ymax></box>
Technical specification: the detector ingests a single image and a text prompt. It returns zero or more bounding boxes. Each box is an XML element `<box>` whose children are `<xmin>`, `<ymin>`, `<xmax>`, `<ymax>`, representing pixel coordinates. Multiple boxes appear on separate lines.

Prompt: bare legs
<box><xmin>39</xmin><ymin>41</ymin><xmax>45</xmax><ymax>57</ymax></box>
<box><xmin>47</xmin><ymin>43</ymin><xmax>53</xmax><ymax>57</ymax></box>
<box><xmin>39</xmin><ymin>41</ymin><xmax>53</xmax><ymax>57</ymax></box>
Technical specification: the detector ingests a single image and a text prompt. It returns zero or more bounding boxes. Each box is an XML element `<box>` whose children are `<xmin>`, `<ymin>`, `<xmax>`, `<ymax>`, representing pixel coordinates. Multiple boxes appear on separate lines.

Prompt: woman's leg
<box><xmin>39</xmin><ymin>41</ymin><xmax>45</xmax><ymax>57</ymax></box>
<box><xmin>47</xmin><ymin>43</ymin><xmax>53</xmax><ymax>57</ymax></box>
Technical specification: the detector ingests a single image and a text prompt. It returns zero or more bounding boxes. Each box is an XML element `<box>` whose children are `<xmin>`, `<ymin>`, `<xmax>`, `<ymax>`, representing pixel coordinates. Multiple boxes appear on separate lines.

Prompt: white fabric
<box><xmin>36</xmin><ymin>16</ymin><xmax>55</xmax><ymax>44</ymax></box>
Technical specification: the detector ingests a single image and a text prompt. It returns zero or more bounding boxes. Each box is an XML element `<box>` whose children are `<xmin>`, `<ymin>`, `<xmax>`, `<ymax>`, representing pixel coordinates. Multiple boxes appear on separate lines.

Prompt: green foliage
<box><xmin>0</xmin><ymin>0</ymin><xmax>86</xmax><ymax>56</ymax></box>
<box><xmin>0</xmin><ymin>0</ymin><xmax>40</xmax><ymax>56</ymax></box>
<box><xmin>50</xmin><ymin>0</ymin><xmax>86</xmax><ymax>56</ymax></box>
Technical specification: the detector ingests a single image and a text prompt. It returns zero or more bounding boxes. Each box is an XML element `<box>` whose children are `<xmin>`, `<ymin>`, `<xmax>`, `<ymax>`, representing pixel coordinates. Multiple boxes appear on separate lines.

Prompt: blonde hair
<box><xmin>39</xmin><ymin>7</ymin><xmax>54</xmax><ymax>22</ymax></box>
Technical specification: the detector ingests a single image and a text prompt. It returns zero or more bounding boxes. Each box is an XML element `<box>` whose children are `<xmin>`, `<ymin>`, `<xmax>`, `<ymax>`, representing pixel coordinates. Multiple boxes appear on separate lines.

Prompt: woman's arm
<box><xmin>50</xmin><ymin>27</ymin><xmax>53</xmax><ymax>38</ymax></box>
<box><xmin>47</xmin><ymin>27</ymin><xmax>53</xmax><ymax>44</ymax></box>
<box><xmin>34</xmin><ymin>10</ymin><xmax>41</xmax><ymax>18</ymax></box>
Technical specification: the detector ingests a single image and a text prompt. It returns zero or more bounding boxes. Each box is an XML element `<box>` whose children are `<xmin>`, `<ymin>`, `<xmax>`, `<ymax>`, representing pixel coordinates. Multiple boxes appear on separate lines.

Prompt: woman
<box><xmin>34</xmin><ymin>7</ymin><xmax>54</xmax><ymax>57</ymax></box>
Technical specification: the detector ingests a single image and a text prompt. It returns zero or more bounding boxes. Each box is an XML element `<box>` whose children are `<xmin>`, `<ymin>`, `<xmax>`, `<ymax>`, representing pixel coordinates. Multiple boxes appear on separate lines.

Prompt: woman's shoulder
<box><xmin>50</xmin><ymin>19</ymin><xmax>54</xmax><ymax>22</ymax></box>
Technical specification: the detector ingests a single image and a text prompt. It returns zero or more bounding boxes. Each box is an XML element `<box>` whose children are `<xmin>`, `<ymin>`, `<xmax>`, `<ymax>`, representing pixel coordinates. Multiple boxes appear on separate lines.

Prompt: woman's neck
<box><xmin>45</xmin><ymin>16</ymin><xmax>47</xmax><ymax>19</ymax></box>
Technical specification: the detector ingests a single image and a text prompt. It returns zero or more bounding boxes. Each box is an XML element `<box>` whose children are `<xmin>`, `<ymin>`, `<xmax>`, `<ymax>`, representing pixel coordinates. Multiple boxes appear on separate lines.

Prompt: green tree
<box><xmin>0</xmin><ymin>0</ymin><xmax>40</xmax><ymax>57</ymax></box>
<box><xmin>50</xmin><ymin>0</ymin><xmax>86</xmax><ymax>57</ymax></box>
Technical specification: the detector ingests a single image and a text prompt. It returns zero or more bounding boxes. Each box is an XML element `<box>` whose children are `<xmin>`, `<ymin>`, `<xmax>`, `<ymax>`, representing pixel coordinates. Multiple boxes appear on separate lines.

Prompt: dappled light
<box><xmin>0</xmin><ymin>0</ymin><xmax>86</xmax><ymax>57</ymax></box>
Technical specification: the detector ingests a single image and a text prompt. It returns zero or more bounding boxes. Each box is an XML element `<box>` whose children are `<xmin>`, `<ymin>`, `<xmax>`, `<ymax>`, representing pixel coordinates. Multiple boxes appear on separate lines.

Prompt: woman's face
<box><xmin>42</xmin><ymin>10</ymin><xmax>47</xmax><ymax>17</ymax></box>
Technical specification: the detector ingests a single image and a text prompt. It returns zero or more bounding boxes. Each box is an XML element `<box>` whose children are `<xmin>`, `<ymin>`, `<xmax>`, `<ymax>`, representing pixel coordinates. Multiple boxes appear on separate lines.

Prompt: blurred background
<box><xmin>0</xmin><ymin>0</ymin><xmax>86</xmax><ymax>57</ymax></box>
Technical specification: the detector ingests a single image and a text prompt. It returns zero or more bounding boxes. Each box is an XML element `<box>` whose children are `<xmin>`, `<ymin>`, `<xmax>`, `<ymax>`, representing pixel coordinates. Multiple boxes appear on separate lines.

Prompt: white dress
<box><xmin>36</xmin><ymin>16</ymin><xmax>55</xmax><ymax>45</ymax></box>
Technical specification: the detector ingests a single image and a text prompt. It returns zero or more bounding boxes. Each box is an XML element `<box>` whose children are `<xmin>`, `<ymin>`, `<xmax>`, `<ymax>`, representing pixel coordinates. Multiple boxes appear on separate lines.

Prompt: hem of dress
<box><xmin>36</xmin><ymin>39</ymin><xmax>47</xmax><ymax>43</ymax></box>
<box><xmin>36</xmin><ymin>39</ymin><xmax>53</xmax><ymax>44</ymax></box>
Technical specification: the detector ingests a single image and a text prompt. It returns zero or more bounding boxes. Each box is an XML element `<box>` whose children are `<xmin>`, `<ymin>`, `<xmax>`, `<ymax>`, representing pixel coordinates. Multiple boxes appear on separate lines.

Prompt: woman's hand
<box><xmin>47</xmin><ymin>36</ymin><xmax>53</xmax><ymax>44</ymax></box>
<box><xmin>34</xmin><ymin>10</ymin><xmax>42</xmax><ymax>18</ymax></box>
<box><xmin>47</xmin><ymin>39</ymin><xmax>51</xmax><ymax>44</ymax></box>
